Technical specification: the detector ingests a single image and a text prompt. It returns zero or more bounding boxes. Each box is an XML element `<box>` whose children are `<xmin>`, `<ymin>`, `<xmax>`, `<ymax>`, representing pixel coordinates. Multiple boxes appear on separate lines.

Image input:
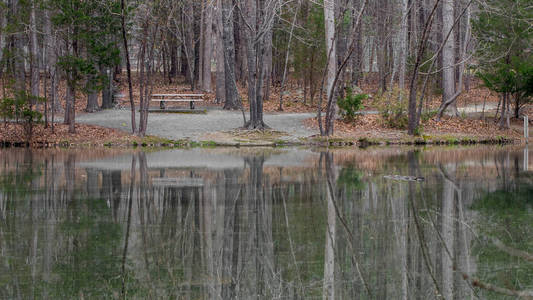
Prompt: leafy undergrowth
<box><xmin>0</xmin><ymin>123</ymin><xmax>141</xmax><ymax>147</ymax></box>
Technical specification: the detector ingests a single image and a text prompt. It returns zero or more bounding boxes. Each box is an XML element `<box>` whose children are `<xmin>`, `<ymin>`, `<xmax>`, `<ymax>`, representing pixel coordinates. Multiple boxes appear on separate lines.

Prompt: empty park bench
<box><xmin>151</xmin><ymin>93</ymin><xmax>204</xmax><ymax>110</ymax></box>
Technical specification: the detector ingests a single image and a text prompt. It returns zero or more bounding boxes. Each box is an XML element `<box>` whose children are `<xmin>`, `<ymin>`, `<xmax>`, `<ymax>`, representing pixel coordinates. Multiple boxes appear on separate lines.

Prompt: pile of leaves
<box><xmin>423</xmin><ymin>116</ymin><xmax>521</xmax><ymax>137</ymax></box>
<box><xmin>0</xmin><ymin>123</ymin><xmax>140</xmax><ymax>146</ymax></box>
<box><xmin>305</xmin><ymin>113</ymin><xmax>521</xmax><ymax>140</ymax></box>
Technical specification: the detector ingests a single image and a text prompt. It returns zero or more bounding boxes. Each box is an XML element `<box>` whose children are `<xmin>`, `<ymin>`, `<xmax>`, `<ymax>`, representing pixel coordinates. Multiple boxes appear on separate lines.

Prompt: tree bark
<box><xmin>202</xmin><ymin>0</ymin><xmax>213</xmax><ymax>92</ymax></box>
<box><xmin>12</xmin><ymin>0</ymin><xmax>25</xmax><ymax>92</ymax></box>
<box><xmin>407</xmin><ymin>0</ymin><xmax>440</xmax><ymax>135</ymax></box>
<box><xmin>221</xmin><ymin>0</ymin><xmax>239</xmax><ymax>110</ymax></box>
<box><xmin>244</xmin><ymin>0</ymin><xmax>258</xmax><ymax>126</ymax></box>
<box><xmin>183</xmin><ymin>0</ymin><xmax>196</xmax><ymax>90</ymax></box>
<box><xmin>324</xmin><ymin>0</ymin><xmax>336</xmax><ymax>101</ymax></box>
<box><xmin>263</xmin><ymin>28</ymin><xmax>273</xmax><ymax>102</ymax></box>
<box><xmin>44</xmin><ymin>7</ymin><xmax>60</xmax><ymax>131</ymax></box>
<box><xmin>86</xmin><ymin>84</ymin><xmax>98</xmax><ymax>112</ymax></box>
<box><xmin>121</xmin><ymin>0</ymin><xmax>136</xmax><ymax>134</ymax></box>
<box><xmin>30</xmin><ymin>0</ymin><xmax>39</xmax><ymax>100</ymax></box>
<box><xmin>0</xmin><ymin>4</ymin><xmax>5</xmax><ymax>64</ymax></box>
<box><xmin>100</xmin><ymin>68</ymin><xmax>114</xmax><ymax>109</ymax></box>
<box><xmin>441</xmin><ymin>0</ymin><xmax>458</xmax><ymax>116</ymax></box>
<box><xmin>399</xmin><ymin>0</ymin><xmax>409</xmax><ymax>93</ymax></box>
<box><xmin>215</xmin><ymin>0</ymin><xmax>226</xmax><ymax>103</ymax></box>
<box><xmin>65</xmin><ymin>80</ymin><xmax>76</xmax><ymax>133</ymax></box>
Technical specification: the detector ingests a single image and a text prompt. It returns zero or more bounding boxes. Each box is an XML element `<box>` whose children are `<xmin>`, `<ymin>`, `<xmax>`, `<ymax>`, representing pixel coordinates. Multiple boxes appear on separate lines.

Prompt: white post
<box><xmin>524</xmin><ymin>146</ymin><xmax>529</xmax><ymax>172</ymax></box>
<box><xmin>525</xmin><ymin>115</ymin><xmax>529</xmax><ymax>143</ymax></box>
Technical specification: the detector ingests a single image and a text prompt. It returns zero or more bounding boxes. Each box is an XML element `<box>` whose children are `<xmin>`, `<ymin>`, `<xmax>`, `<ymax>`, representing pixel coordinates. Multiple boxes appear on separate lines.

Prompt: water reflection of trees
<box><xmin>0</xmin><ymin>148</ymin><xmax>531</xmax><ymax>299</ymax></box>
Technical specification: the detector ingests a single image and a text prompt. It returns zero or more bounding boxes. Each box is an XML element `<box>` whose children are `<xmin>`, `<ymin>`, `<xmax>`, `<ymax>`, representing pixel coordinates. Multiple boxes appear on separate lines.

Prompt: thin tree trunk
<box><xmin>121</xmin><ymin>0</ymin><xmax>136</xmax><ymax>134</ymax></box>
<box><xmin>263</xmin><ymin>28</ymin><xmax>272</xmax><ymax>102</ymax></box>
<box><xmin>221</xmin><ymin>0</ymin><xmax>239</xmax><ymax>110</ymax></box>
<box><xmin>13</xmin><ymin>0</ymin><xmax>25</xmax><ymax>92</ymax></box>
<box><xmin>184</xmin><ymin>1</ymin><xmax>196</xmax><ymax>90</ymax></box>
<box><xmin>399</xmin><ymin>0</ymin><xmax>409</xmax><ymax>94</ymax></box>
<box><xmin>66</xmin><ymin>80</ymin><xmax>76</xmax><ymax>133</ymax></box>
<box><xmin>199</xmin><ymin>0</ymin><xmax>205</xmax><ymax>89</ymax></box>
<box><xmin>44</xmin><ymin>6</ymin><xmax>60</xmax><ymax>122</ymax></box>
<box><xmin>0</xmin><ymin>5</ymin><xmax>5</xmax><ymax>63</ymax></box>
<box><xmin>30</xmin><ymin>0</ymin><xmax>40</xmax><ymax>101</ymax></box>
<box><xmin>278</xmin><ymin>0</ymin><xmax>301</xmax><ymax>111</ymax></box>
<box><xmin>215</xmin><ymin>0</ymin><xmax>225</xmax><ymax>103</ymax></box>
<box><xmin>407</xmin><ymin>0</ymin><xmax>440</xmax><ymax>135</ymax></box>
<box><xmin>202</xmin><ymin>0</ymin><xmax>213</xmax><ymax>92</ymax></box>
<box><xmin>441</xmin><ymin>0</ymin><xmax>458</xmax><ymax>116</ymax></box>
<box><xmin>324</xmin><ymin>0</ymin><xmax>336</xmax><ymax>101</ymax></box>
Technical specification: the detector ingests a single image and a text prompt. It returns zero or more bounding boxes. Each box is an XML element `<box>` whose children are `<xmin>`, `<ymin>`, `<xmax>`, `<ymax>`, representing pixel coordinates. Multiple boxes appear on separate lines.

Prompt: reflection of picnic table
<box><xmin>152</xmin><ymin>177</ymin><xmax>204</xmax><ymax>188</ymax></box>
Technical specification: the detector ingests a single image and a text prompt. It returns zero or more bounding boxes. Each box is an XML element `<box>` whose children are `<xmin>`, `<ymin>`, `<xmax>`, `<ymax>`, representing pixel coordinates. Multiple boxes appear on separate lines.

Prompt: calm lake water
<box><xmin>0</xmin><ymin>147</ymin><xmax>531</xmax><ymax>299</ymax></box>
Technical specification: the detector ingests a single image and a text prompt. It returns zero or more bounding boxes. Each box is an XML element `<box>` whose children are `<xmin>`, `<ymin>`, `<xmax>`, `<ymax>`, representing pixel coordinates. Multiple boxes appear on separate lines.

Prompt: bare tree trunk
<box><xmin>30</xmin><ymin>0</ymin><xmax>39</xmax><ymax>100</ymax></box>
<box><xmin>86</xmin><ymin>82</ymin><xmax>99</xmax><ymax>112</ymax></box>
<box><xmin>398</xmin><ymin>0</ymin><xmax>409</xmax><ymax>93</ymax></box>
<box><xmin>324</xmin><ymin>0</ymin><xmax>337</xmax><ymax>101</ymax></box>
<box><xmin>65</xmin><ymin>80</ymin><xmax>76</xmax><ymax>133</ymax></box>
<box><xmin>278</xmin><ymin>0</ymin><xmax>301</xmax><ymax>111</ymax></box>
<box><xmin>121</xmin><ymin>0</ymin><xmax>136</xmax><ymax>134</ymax></box>
<box><xmin>215</xmin><ymin>2</ymin><xmax>225</xmax><ymax>102</ymax></box>
<box><xmin>441</xmin><ymin>0</ymin><xmax>458</xmax><ymax>116</ymax></box>
<box><xmin>263</xmin><ymin>29</ymin><xmax>272</xmax><ymax>102</ymax></box>
<box><xmin>242</xmin><ymin>0</ymin><xmax>274</xmax><ymax>129</ymax></box>
<box><xmin>12</xmin><ymin>0</ymin><xmax>25</xmax><ymax>92</ymax></box>
<box><xmin>221</xmin><ymin>0</ymin><xmax>239</xmax><ymax>110</ymax></box>
<box><xmin>202</xmin><ymin>0</ymin><xmax>213</xmax><ymax>92</ymax></box>
<box><xmin>407</xmin><ymin>0</ymin><xmax>440</xmax><ymax>135</ymax></box>
<box><xmin>215</xmin><ymin>0</ymin><xmax>225</xmax><ymax>103</ymax></box>
<box><xmin>244</xmin><ymin>0</ymin><xmax>258</xmax><ymax>126</ymax></box>
<box><xmin>138</xmin><ymin>21</ymin><xmax>156</xmax><ymax>137</ymax></box>
<box><xmin>44</xmin><ymin>8</ymin><xmax>60</xmax><ymax>132</ymax></box>
<box><xmin>0</xmin><ymin>4</ymin><xmax>5</xmax><ymax>63</ymax></box>
<box><xmin>183</xmin><ymin>1</ymin><xmax>196</xmax><ymax>90</ymax></box>
<box><xmin>199</xmin><ymin>0</ymin><xmax>205</xmax><ymax>89</ymax></box>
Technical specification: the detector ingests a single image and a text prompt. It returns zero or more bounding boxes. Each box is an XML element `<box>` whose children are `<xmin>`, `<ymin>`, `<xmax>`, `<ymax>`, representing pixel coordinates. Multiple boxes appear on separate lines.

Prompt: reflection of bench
<box><xmin>151</xmin><ymin>94</ymin><xmax>204</xmax><ymax>110</ymax></box>
<box><xmin>152</xmin><ymin>177</ymin><xmax>204</xmax><ymax>188</ymax></box>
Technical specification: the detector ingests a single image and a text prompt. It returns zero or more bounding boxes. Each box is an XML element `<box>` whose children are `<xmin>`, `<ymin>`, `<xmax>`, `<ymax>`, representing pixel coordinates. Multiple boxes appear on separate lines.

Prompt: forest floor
<box><xmin>1</xmin><ymin>76</ymin><xmax>531</xmax><ymax>147</ymax></box>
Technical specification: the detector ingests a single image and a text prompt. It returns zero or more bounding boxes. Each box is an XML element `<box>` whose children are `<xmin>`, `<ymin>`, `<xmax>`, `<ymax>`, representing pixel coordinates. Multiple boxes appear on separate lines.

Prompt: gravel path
<box><xmin>75</xmin><ymin>108</ymin><xmax>316</xmax><ymax>140</ymax></box>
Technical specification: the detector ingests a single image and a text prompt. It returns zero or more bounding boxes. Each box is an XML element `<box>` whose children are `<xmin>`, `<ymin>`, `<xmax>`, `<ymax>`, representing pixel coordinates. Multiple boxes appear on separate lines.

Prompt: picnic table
<box><xmin>151</xmin><ymin>93</ymin><xmax>204</xmax><ymax>110</ymax></box>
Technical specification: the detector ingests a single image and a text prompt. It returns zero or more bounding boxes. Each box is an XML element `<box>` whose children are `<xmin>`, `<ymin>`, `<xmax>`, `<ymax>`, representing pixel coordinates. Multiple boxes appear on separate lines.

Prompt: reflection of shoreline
<box><xmin>75</xmin><ymin>148</ymin><xmax>319</xmax><ymax>171</ymax></box>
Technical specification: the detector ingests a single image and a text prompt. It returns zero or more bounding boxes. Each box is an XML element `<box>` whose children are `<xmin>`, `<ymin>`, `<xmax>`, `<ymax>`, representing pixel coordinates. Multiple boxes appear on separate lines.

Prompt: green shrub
<box><xmin>338</xmin><ymin>87</ymin><xmax>367</xmax><ymax>121</ymax></box>
<box><xmin>1</xmin><ymin>91</ymin><xmax>44</xmax><ymax>141</ymax></box>
<box><xmin>375</xmin><ymin>88</ymin><xmax>409</xmax><ymax>129</ymax></box>
<box><xmin>421</xmin><ymin>110</ymin><xmax>438</xmax><ymax>122</ymax></box>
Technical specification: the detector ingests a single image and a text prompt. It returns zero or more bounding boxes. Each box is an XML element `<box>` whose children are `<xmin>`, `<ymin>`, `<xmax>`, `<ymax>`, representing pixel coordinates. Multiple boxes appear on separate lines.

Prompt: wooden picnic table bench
<box><xmin>151</xmin><ymin>93</ymin><xmax>204</xmax><ymax>110</ymax></box>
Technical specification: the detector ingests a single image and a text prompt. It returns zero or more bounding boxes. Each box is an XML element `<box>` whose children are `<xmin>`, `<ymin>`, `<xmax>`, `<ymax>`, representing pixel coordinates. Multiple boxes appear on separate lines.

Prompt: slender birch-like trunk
<box><xmin>442</xmin><ymin>0</ymin><xmax>458</xmax><ymax>116</ymax></box>
<box><xmin>202</xmin><ymin>0</ymin><xmax>213</xmax><ymax>92</ymax></box>
<box><xmin>398</xmin><ymin>0</ymin><xmax>409</xmax><ymax>93</ymax></box>
<box><xmin>324</xmin><ymin>0</ymin><xmax>336</xmax><ymax>101</ymax></box>
<box><xmin>215</xmin><ymin>0</ymin><xmax>225</xmax><ymax>103</ymax></box>
<box><xmin>30</xmin><ymin>0</ymin><xmax>39</xmax><ymax>99</ymax></box>
<box><xmin>0</xmin><ymin>3</ymin><xmax>5</xmax><ymax>63</ymax></box>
